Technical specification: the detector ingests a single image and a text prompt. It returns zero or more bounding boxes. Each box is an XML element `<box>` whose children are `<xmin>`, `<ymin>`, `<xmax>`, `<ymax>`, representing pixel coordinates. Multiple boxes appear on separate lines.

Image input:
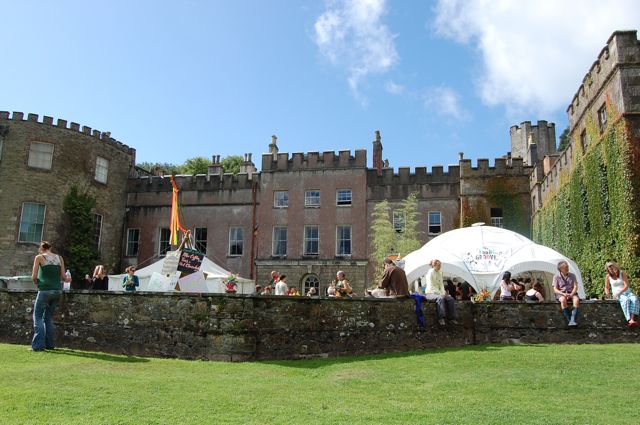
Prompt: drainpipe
<box><xmin>250</xmin><ymin>180</ymin><xmax>258</xmax><ymax>279</ymax></box>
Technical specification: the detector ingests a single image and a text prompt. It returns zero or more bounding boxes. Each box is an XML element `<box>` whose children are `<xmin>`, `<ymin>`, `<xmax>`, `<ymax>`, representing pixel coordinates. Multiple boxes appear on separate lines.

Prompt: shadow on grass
<box><xmin>260</xmin><ymin>343</ymin><xmax>540</xmax><ymax>369</ymax></box>
<box><xmin>46</xmin><ymin>348</ymin><xmax>149</xmax><ymax>363</ymax></box>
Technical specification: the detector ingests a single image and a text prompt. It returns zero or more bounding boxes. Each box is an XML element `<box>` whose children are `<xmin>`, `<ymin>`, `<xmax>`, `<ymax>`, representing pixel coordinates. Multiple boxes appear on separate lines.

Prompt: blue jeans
<box><xmin>32</xmin><ymin>290</ymin><xmax>62</xmax><ymax>350</ymax></box>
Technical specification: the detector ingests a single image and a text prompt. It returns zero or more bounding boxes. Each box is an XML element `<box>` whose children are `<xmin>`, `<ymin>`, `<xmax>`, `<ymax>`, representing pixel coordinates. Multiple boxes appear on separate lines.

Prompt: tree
<box><xmin>396</xmin><ymin>192</ymin><xmax>422</xmax><ymax>256</ymax></box>
<box><xmin>136</xmin><ymin>161</ymin><xmax>183</xmax><ymax>175</ymax></box>
<box><xmin>558</xmin><ymin>127</ymin><xmax>570</xmax><ymax>151</ymax></box>
<box><xmin>60</xmin><ymin>185</ymin><xmax>100</xmax><ymax>285</ymax></box>
<box><xmin>182</xmin><ymin>157</ymin><xmax>210</xmax><ymax>175</ymax></box>
<box><xmin>370</xmin><ymin>200</ymin><xmax>396</xmax><ymax>282</ymax></box>
<box><xmin>220</xmin><ymin>155</ymin><xmax>243</xmax><ymax>174</ymax></box>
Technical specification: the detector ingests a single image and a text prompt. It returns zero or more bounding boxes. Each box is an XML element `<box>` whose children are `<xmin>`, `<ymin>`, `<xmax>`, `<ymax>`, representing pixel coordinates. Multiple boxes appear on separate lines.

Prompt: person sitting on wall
<box><xmin>122</xmin><ymin>266</ymin><xmax>139</xmax><ymax>292</ymax></box>
<box><xmin>327</xmin><ymin>281</ymin><xmax>337</xmax><ymax>297</ymax></box>
<box><xmin>524</xmin><ymin>281</ymin><xmax>545</xmax><ymax>302</ymax></box>
<box><xmin>335</xmin><ymin>271</ymin><xmax>354</xmax><ymax>297</ymax></box>
<box><xmin>274</xmin><ymin>275</ymin><xmax>288</xmax><ymax>296</ymax></box>
<box><xmin>91</xmin><ymin>265</ymin><xmax>109</xmax><ymax>291</ymax></box>
<box><xmin>261</xmin><ymin>285</ymin><xmax>273</xmax><ymax>295</ymax></box>
<box><xmin>252</xmin><ymin>285</ymin><xmax>263</xmax><ymax>296</ymax></box>
<box><xmin>425</xmin><ymin>259</ymin><xmax>459</xmax><ymax>326</ymax></box>
<box><xmin>604</xmin><ymin>261</ymin><xmax>639</xmax><ymax>327</ymax></box>
<box><xmin>553</xmin><ymin>261</ymin><xmax>580</xmax><ymax>327</ymax></box>
<box><xmin>307</xmin><ymin>287</ymin><xmax>318</xmax><ymax>297</ymax></box>
<box><xmin>378</xmin><ymin>258</ymin><xmax>410</xmax><ymax>297</ymax></box>
<box><xmin>499</xmin><ymin>272</ymin><xmax>515</xmax><ymax>301</ymax></box>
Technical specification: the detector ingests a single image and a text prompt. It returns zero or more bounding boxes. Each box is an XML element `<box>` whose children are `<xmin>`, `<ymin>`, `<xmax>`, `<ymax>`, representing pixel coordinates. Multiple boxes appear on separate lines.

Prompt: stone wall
<box><xmin>1</xmin><ymin>289</ymin><xmax>637</xmax><ymax>361</ymax></box>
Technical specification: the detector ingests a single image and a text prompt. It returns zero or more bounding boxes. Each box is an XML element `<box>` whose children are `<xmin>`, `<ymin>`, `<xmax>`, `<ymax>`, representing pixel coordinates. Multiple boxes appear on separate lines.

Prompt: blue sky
<box><xmin>2</xmin><ymin>0</ymin><xmax>639</xmax><ymax>170</ymax></box>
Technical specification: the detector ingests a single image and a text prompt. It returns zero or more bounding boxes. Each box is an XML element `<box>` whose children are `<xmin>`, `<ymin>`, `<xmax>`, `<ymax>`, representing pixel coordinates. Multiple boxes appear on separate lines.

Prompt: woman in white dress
<box><xmin>604</xmin><ymin>261</ymin><xmax>639</xmax><ymax>327</ymax></box>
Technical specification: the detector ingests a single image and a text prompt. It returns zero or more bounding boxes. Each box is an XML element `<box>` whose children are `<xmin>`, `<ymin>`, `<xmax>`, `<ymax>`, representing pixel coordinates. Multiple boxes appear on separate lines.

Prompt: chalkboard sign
<box><xmin>177</xmin><ymin>248</ymin><xmax>204</xmax><ymax>275</ymax></box>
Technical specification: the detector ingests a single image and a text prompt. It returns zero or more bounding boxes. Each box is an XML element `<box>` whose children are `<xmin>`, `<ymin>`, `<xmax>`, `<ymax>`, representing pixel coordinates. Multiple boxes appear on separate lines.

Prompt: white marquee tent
<box><xmin>109</xmin><ymin>254</ymin><xmax>254</xmax><ymax>294</ymax></box>
<box><xmin>403</xmin><ymin>224</ymin><xmax>586</xmax><ymax>298</ymax></box>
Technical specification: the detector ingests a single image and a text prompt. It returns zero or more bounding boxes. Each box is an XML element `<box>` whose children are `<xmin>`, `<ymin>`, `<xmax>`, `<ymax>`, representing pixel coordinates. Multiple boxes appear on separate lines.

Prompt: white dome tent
<box><xmin>403</xmin><ymin>224</ymin><xmax>585</xmax><ymax>298</ymax></box>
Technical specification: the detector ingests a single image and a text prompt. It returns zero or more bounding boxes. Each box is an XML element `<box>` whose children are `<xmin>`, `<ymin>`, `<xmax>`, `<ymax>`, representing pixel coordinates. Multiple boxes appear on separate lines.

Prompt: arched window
<box><xmin>302</xmin><ymin>274</ymin><xmax>320</xmax><ymax>296</ymax></box>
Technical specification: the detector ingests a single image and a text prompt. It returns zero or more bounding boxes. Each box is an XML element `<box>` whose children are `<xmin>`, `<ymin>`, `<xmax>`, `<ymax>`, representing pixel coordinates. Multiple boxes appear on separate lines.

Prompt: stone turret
<box><xmin>510</xmin><ymin>120</ymin><xmax>556</xmax><ymax>166</ymax></box>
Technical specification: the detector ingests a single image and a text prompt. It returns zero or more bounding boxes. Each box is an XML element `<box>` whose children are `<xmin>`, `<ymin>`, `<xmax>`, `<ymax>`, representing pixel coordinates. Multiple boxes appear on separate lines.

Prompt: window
<box><xmin>194</xmin><ymin>227</ymin><xmax>208</xmax><ymax>254</ymax></box>
<box><xmin>393</xmin><ymin>211</ymin><xmax>405</xmax><ymax>233</ymax></box>
<box><xmin>93</xmin><ymin>213</ymin><xmax>103</xmax><ymax>251</ymax></box>
<box><xmin>303</xmin><ymin>275</ymin><xmax>320</xmax><ymax>296</ymax></box>
<box><xmin>28</xmin><ymin>142</ymin><xmax>54</xmax><ymax>170</ymax></box>
<box><xmin>305</xmin><ymin>190</ymin><xmax>320</xmax><ymax>207</ymax></box>
<box><xmin>336</xmin><ymin>225</ymin><xmax>352</xmax><ymax>256</ymax></box>
<box><xmin>428</xmin><ymin>212</ymin><xmax>441</xmax><ymax>235</ymax></box>
<box><xmin>272</xmin><ymin>226</ymin><xmax>287</xmax><ymax>256</ymax></box>
<box><xmin>597</xmin><ymin>104</ymin><xmax>607</xmax><ymax>132</ymax></box>
<box><xmin>158</xmin><ymin>228</ymin><xmax>171</xmax><ymax>257</ymax></box>
<box><xmin>336</xmin><ymin>189</ymin><xmax>352</xmax><ymax>206</ymax></box>
<box><xmin>95</xmin><ymin>156</ymin><xmax>109</xmax><ymax>184</ymax></box>
<box><xmin>126</xmin><ymin>228</ymin><xmax>140</xmax><ymax>257</ymax></box>
<box><xmin>304</xmin><ymin>226</ymin><xmax>319</xmax><ymax>255</ymax></box>
<box><xmin>274</xmin><ymin>191</ymin><xmax>288</xmax><ymax>208</ymax></box>
<box><xmin>490</xmin><ymin>208</ymin><xmax>503</xmax><ymax>228</ymax></box>
<box><xmin>229</xmin><ymin>227</ymin><xmax>243</xmax><ymax>256</ymax></box>
<box><xmin>580</xmin><ymin>130</ymin><xmax>588</xmax><ymax>151</ymax></box>
<box><xmin>18</xmin><ymin>202</ymin><xmax>46</xmax><ymax>243</ymax></box>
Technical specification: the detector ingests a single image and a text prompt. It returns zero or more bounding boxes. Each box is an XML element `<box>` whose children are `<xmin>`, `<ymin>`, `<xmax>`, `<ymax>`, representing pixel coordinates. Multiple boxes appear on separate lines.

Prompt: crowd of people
<box><xmin>28</xmin><ymin>241</ymin><xmax>640</xmax><ymax>352</ymax></box>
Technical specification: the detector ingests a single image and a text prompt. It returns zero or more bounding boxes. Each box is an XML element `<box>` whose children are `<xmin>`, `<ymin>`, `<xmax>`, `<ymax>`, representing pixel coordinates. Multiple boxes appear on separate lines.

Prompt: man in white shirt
<box><xmin>425</xmin><ymin>259</ymin><xmax>459</xmax><ymax>326</ymax></box>
<box><xmin>275</xmin><ymin>275</ymin><xmax>288</xmax><ymax>296</ymax></box>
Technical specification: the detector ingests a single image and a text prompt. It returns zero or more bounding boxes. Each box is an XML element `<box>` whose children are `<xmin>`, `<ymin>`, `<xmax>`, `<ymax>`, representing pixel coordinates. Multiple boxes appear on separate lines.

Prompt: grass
<box><xmin>0</xmin><ymin>342</ymin><xmax>637</xmax><ymax>424</ymax></box>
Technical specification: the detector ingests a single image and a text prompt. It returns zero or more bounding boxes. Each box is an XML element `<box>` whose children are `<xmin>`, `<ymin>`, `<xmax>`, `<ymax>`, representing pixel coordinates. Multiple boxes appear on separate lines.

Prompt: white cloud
<box><xmin>424</xmin><ymin>86</ymin><xmax>469</xmax><ymax>121</ymax></box>
<box><xmin>432</xmin><ymin>0</ymin><xmax>640</xmax><ymax>116</ymax></box>
<box><xmin>384</xmin><ymin>80</ymin><xmax>404</xmax><ymax>95</ymax></box>
<box><xmin>314</xmin><ymin>0</ymin><xmax>399</xmax><ymax>100</ymax></box>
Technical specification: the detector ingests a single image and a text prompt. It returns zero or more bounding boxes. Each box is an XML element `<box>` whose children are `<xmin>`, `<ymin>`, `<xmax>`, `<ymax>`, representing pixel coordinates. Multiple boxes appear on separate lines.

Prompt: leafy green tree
<box><xmin>370</xmin><ymin>200</ymin><xmax>396</xmax><ymax>281</ymax></box>
<box><xmin>220</xmin><ymin>155</ymin><xmax>243</xmax><ymax>174</ymax></box>
<box><xmin>136</xmin><ymin>161</ymin><xmax>183</xmax><ymax>175</ymax></box>
<box><xmin>182</xmin><ymin>157</ymin><xmax>211</xmax><ymax>175</ymax></box>
<box><xmin>558</xmin><ymin>127</ymin><xmax>570</xmax><ymax>151</ymax></box>
<box><xmin>60</xmin><ymin>185</ymin><xmax>99</xmax><ymax>285</ymax></box>
<box><xmin>396</xmin><ymin>192</ymin><xmax>422</xmax><ymax>256</ymax></box>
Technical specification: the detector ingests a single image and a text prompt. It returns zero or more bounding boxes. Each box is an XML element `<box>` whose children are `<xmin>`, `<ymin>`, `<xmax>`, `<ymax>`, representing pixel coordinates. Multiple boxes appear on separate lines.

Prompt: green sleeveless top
<box><xmin>37</xmin><ymin>253</ymin><xmax>62</xmax><ymax>291</ymax></box>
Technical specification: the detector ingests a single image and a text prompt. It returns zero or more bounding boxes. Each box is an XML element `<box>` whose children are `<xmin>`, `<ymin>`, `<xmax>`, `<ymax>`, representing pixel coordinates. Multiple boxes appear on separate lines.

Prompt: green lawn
<box><xmin>0</xmin><ymin>343</ymin><xmax>636</xmax><ymax>425</ymax></box>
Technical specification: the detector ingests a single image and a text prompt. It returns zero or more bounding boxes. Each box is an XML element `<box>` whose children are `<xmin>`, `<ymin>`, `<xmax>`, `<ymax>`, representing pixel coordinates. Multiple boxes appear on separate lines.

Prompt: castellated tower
<box><xmin>509</xmin><ymin>120</ymin><xmax>557</xmax><ymax>165</ymax></box>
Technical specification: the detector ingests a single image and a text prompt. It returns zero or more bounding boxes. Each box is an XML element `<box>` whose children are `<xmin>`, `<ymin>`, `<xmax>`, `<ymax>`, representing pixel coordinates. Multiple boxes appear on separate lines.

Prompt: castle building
<box><xmin>0</xmin><ymin>112</ymin><xmax>135</xmax><ymax>276</ymax></box>
<box><xmin>2</xmin><ymin>30</ymin><xmax>638</xmax><ymax>294</ymax></box>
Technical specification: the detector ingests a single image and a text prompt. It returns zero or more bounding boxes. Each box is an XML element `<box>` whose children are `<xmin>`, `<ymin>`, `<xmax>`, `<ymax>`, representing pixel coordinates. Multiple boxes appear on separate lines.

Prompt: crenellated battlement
<box><xmin>127</xmin><ymin>172</ymin><xmax>258</xmax><ymax>193</ymax></box>
<box><xmin>0</xmin><ymin>110</ymin><xmax>133</xmax><ymax>155</ymax></box>
<box><xmin>261</xmin><ymin>149</ymin><xmax>367</xmax><ymax>172</ymax></box>
<box><xmin>366</xmin><ymin>164</ymin><xmax>460</xmax><ymax>186</ymax></box>
<box><xmin>566</xmin><ymin>30</ymin><xmax>640</xmax><ymax>129</ymax></box>
<box><xmin>459</xmin><ymin>157</ymin><xmax>530</xmax><ymax>178</ymax></box>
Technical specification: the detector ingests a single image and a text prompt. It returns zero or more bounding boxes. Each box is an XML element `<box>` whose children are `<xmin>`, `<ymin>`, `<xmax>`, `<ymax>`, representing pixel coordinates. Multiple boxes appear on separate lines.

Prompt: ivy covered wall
<box><xmin>532</xmin><ymin>110</ymin><xmax>640</xmax><ymax>297</ymax></box>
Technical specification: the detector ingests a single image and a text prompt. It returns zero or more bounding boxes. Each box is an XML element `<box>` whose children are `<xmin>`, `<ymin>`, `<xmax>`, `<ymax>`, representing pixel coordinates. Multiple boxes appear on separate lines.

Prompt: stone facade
<box><xmin>1</xmin><ymin>288</ymin><xmax>638</xmax><ymax>361</ymax></box>
<box><xmin>531</xmin><ymin>30</ymin><xmax>640</xmax><ymax>212</ymax></box>
<box><xmin>0</xmin><ymin>112</ymin><xmax>135</xmax><ymax>276</ymax></box>
<box><xmin>2</xmin><ymin>31</ymin><xmax>637</xmax><ymax>291</ymax></box>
